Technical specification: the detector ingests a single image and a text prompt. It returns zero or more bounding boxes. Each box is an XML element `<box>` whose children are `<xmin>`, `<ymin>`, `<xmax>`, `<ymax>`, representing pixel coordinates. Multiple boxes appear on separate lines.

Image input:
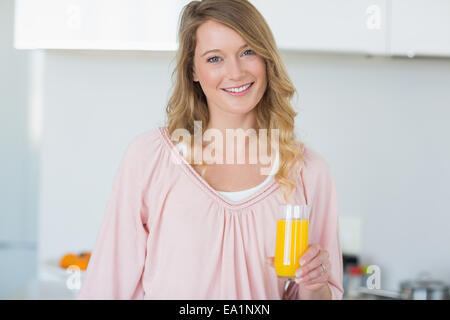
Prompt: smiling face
<box><xmin>192</xmin><ymin>20</ymin><xmax>267</xmax><ymax>116</ymax></box>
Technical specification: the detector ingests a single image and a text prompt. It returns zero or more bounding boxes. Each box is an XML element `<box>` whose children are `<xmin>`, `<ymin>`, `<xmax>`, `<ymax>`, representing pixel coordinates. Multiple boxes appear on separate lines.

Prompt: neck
<box><xmin>206</xmin><ymin>113</ymin><xmax>258</xmax><ymax>155</ymax></box>
<box><xmin>205</xmin><ymin>113</ymin><xmax>257</xmax><ymax>135</ymax></box>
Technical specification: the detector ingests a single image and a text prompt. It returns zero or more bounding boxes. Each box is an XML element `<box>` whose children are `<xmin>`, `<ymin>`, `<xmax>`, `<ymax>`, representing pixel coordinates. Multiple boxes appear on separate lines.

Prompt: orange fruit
<box><xmin>60</xmin><ymin>253</ymin><xmax>77</xmax><ymax>269</ymax></box>
<box><xmin>79</xmin><ymin>252</ymin><xmax>91</xmax><ymax>261</ymax></box>
<box><xmin>74</xmin><ymin>256</ymin><xmax>89</xmax><ymax>270</ymax></box>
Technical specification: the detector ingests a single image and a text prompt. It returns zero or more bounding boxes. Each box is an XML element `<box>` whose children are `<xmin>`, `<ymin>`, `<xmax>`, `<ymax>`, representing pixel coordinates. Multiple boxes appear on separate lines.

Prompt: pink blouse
<box><xmin>76</xmin><ymin>126</ymin><xmax>343</xmax><ymax>300</ymax></box>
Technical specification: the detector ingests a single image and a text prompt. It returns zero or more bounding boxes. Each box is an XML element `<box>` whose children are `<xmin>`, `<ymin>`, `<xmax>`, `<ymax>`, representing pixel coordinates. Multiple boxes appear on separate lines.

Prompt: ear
<box><xmin>192</xmin><ymin>62</ymin><xmax>200</xmax><ymax>82</ymax></box>
<box><xmin>192</xmin><ymin>69</ymin><xmax>199</xmax><ymax>82</ymax></box>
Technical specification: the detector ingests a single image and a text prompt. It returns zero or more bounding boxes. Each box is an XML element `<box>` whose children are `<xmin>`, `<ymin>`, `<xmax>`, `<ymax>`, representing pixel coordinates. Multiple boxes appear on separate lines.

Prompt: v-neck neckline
<box><xmin>158</xmin><ymin>126</ymin><xmax>279</xmax><ymax>210</ymax></box>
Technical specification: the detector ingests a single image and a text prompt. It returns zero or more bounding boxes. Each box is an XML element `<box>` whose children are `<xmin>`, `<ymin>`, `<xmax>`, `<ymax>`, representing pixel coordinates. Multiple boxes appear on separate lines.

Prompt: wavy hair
<box><xmin>165</xmin><ymin>0</ymin><xmax>305</xmax><ymax>203</ymax></box>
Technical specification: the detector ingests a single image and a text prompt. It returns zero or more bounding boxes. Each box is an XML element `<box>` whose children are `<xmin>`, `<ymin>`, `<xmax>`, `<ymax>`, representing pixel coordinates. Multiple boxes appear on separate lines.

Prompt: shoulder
<box><xmin>128</xmin><ymin>127</ymin><xmax>163</xmax><ymax>149</ymax></box>
<box><xmin>298</xmin><ymin>143</ymin><xmax>332</xmax><ymax>177</ymax></box>
<box><xmin>125</xmin><ymin>127</ymin><xmax>164</xmax><ymax>156</ymax></box>
<box><xmin>296</xmin><ymin>144</ymin><xmax>337</xmax><ymax>204</ymax></box>
<box><xmin>120</xmin><ymin>127</ymin><xmax>166</xmax><ymax>168</ymax></box>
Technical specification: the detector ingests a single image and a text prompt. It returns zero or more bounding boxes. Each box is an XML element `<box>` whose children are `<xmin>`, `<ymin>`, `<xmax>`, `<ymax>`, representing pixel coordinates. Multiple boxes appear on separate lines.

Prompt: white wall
<box><xmin>289</xmin><ymin>52</ymin><xmax>450</xmax><ymax>290</ymax></box>
<box><xmin>35</xmin><ymin>50</ymin><xmax>450</xmax><ymax>292</ymax></box>
<box><xmin>38</xmin><ymin>50</ymin><xmax>169</xmax><ymax>269</ymax></box>
<box><xmin>0</xmin><ymin>0</ymin><xmax>37</xmax><ymax>298</ymax></box>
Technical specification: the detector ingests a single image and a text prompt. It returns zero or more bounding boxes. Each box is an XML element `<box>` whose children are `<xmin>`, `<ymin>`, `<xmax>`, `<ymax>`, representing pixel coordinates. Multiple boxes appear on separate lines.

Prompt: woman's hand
<box><xmin>267</xmin><ymin>243</ymin><xmax>331</xmax><ymax>292</ymax></box>
<box><xmin>294</xmin><ymin>243</ymin><xmax>331</xmax><ymax>291</ymax></box>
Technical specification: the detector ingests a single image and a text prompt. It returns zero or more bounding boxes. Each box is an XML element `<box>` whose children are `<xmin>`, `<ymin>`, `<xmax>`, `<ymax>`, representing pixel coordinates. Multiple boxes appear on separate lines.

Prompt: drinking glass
<box><xmin>274</xmin><ymin>204</ymin><xmax>310</xmax><ymax>280</ymax></box>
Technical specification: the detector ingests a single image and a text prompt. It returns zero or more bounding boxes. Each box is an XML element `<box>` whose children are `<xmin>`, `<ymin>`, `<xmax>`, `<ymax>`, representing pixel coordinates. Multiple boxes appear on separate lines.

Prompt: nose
<box><xmin>226</xmin><ymin>56</ymin><xmax>246</xmax><ymax>81</ymax></box>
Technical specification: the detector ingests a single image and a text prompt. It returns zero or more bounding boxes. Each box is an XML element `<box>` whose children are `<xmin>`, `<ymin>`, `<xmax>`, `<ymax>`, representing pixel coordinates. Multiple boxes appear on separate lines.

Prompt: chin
<box><xmin>228</xmin><ymin>106</ymin><xmax>257</xmax><ymax>114</ymax></box>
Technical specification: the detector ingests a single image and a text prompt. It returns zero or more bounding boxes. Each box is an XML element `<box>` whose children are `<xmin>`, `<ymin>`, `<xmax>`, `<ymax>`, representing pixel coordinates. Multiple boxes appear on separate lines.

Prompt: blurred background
<box><xmin>1</xmin><ymin>0</ymin><xmax>450</xmax><ymax>300</ymax></box>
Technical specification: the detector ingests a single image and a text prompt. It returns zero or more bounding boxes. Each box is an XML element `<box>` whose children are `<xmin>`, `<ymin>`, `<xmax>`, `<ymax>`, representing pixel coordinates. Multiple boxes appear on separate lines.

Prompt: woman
<box><xmin>77</xmin><ymin>0</ymin><xmax>343</xmax><ymax>300</ymax></box>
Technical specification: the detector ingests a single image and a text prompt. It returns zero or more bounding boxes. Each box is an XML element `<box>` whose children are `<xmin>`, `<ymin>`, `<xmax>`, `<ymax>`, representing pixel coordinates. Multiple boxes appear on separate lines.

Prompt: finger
<box><xmin>300</xmin><ymin>274</ymin><xmax>329</xmax><ymax>289</ymax></box>
<box><xmin>295</xmin><ymin>250</ymin><xmax>328</xmax><ymax>278</ymax></box>
<box><xmin>300</xmin><ymin>271</ymin><xmax>329</xmax><ymax>286</ymax></box>
<box><xmin>265</xmin><ymin>257</ymin><xmax>275</xmax><ymax>267</ymax></box>
<box><xmin>296</xmin><ymin>264</ymin><xmax>324</xmax><ymax>284</ymax></box>
<box><xmin>299</xmin><ymin>243</ymin><xmax>321</xmax><ymax>266</ymax></box>
<box><xmin>297</xmin><ymin>260</ymin><xmax>331</xmax><ymax>284</ymax></box>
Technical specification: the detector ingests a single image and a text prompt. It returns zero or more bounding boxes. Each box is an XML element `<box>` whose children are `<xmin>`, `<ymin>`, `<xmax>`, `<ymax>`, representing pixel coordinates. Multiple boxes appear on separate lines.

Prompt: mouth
<box><xmin>221</xmin><ymin>82</ymin><xmax>255</xmax><ymax>97</ymax></box>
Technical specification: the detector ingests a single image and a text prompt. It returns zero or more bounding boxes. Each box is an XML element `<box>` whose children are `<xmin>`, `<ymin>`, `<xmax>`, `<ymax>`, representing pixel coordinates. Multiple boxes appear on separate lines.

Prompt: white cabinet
<box><xmin>250</xmin><ymin>0</ymin><xmax>388</xmax><ymax>55</ymax></box>
<box><xmin>14</xmin><ymin>0</ymin><xmax>191</xmax><ymax>50</ymax></box>
<box><xmin>389</xmin><ymin>0</ymin><xmax>450</xmax><ymax>57</ymax></box>
<box><xmin>14</xmin><ymin>0</ymin><xmax>450</xmax><ymax>57</ymax></box>
<box><xmin>14</xmin><ymin>0</ymin><xmax>389</xmax><ymax>54</ymax></box>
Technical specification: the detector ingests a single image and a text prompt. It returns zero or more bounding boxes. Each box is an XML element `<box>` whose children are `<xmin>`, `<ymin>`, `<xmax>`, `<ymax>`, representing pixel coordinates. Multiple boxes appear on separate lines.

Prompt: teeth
<box><xmin>224</xmin><ymin>83</ymin><xmax>252</xmax><ymax>93</ymax></box>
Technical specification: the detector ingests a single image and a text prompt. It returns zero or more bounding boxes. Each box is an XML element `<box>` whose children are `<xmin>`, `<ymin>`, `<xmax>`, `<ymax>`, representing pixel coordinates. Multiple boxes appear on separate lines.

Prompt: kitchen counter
<box><xmin>6</xmin><ymin>277</ymin><xmax>79</xmax><ymax>300</ymax></box>
<box><xmin>6</xmin><ymin>260</ymin><xmax>84</xmax><ymax>300</ymax></box>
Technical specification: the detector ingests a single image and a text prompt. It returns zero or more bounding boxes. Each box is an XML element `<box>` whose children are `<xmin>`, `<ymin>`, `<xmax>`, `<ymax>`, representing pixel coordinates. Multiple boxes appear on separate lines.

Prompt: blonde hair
<box><xmin>165</xmin><ymin>0</ymin><xmax>304</xmax><ymax>203</ymax></box>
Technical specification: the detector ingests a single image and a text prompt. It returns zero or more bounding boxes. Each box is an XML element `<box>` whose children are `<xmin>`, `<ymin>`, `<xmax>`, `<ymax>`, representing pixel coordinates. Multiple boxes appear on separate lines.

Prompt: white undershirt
<box><xmin>217</xmin><ymin>150</ymin><xmax>279</xmax><ymax>202</ymax></box>
<box><xmin>175</xmin><ymin>142</ymin><xmax>279</xmax><ymax>202</ymax></box>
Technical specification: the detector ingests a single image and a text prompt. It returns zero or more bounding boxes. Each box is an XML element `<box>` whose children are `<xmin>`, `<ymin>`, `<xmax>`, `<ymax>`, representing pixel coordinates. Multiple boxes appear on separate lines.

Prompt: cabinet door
<box><xmin>250</xmin><ymin>0</ymin><xmax>388</xmax><ymax>55</ymax></box>
<box><xmin>390</xmin><ymin>0</ymin><xmax>450</xmax><ymax>57</ymax></box>
<box><xmin>14</xmin><ymin>0</ymin><xmax>188</xmax><ymax>50</ymax></box>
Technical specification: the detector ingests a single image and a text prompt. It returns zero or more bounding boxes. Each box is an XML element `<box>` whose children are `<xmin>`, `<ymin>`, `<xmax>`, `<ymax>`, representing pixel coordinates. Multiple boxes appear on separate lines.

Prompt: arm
<box><xmin>284</xmin><ymin>149</ymin><xmax>344</xmax><ymax>300</ymax></box>
<box><xmin>76</xmin><ymin>138</ymin><xmax>150</xmax><ymax>299</ymax></box>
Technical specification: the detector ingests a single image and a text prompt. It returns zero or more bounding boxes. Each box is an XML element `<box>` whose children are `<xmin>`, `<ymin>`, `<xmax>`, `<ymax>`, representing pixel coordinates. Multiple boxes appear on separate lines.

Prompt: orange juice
<box><xmin>274</xmin><ymin>219</ymin><xmax>309</xmax><ymax>278</ymax></box>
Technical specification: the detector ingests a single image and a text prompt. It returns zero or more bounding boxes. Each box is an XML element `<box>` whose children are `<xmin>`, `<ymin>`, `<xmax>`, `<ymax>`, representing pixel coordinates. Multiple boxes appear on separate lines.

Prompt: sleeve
<box><xmin>76</xmin><ymin>138</ymin><xmax>150</xmax><ymax>300</ymax></box>
<box><xmin>284</xmin><ymin>150</ymin><xmax>344</xmax><ymax>300</ymax></box>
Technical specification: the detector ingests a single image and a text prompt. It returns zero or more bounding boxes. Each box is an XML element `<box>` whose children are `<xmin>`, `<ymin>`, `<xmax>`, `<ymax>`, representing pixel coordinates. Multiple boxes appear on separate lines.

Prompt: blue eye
<box><xmin>207</xmin><ymin>49</ymin><xmax>255</xmax><ymax>63</ymax></box>
<box><xmin>207</xmin><ymin>56</ymin><xmax>221</xmax><ymax>63</ymax></box>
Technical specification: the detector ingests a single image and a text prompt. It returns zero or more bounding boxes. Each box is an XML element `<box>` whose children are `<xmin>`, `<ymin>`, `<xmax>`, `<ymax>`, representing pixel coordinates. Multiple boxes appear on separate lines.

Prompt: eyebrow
<box><xmin>201</xmin><ymin>44</ymin><xmax>249</xmax><ymax>57</ymax></box>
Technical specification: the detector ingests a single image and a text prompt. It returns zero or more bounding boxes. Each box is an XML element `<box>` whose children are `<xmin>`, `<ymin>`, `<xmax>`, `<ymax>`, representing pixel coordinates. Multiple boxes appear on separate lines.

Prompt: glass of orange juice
<box><xmin>274</xmin><ymin>204</ymin><xmax>310</xmax><ymax>280</ymax></box>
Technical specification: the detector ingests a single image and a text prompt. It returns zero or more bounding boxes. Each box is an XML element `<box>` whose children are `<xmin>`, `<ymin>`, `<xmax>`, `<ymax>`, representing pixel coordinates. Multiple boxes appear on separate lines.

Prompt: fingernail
<box><xmin>299</xmin><ymin>259</ymin><xmax>306</xmax><ymax>265</ymax></box>
<box><xmin>295</xmin><ymin>269</ymin><xmax>303</xmax><ymax>277</ymax></box>
<box><xmin>295</xmin><ymin>277</ymin><xmax>303</xmax><ymax>284</ymax></box>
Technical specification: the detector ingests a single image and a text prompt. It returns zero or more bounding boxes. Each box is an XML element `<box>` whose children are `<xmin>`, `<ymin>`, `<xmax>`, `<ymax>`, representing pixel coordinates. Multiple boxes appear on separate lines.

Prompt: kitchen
<box><xmin>1</xmin><ymin>0</ymin><xmax>450</xmax><ymax>300</ymax></box>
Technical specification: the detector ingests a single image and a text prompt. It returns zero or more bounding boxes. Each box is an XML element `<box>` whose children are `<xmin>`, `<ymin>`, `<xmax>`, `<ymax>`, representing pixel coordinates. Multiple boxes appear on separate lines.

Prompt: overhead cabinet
<box><xmin>14</xmin><ymin>0</ymin><xmax>450</xmax><ymax>57</ymax></box>
<box><xmin>250</xmin><ymin>0</ymin><xmax>388</xmax><ymax>55</ymax></box>
<box><xmin>389</xmin><ymin>0</ymin><xmax>450</xmax><ymax>57</ymax></box>
<box><xmin>14</xmin><ymin>0</ymin><xmax>191</xmax><ymax>50</ymax></box>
